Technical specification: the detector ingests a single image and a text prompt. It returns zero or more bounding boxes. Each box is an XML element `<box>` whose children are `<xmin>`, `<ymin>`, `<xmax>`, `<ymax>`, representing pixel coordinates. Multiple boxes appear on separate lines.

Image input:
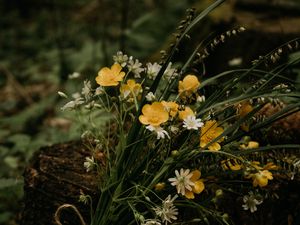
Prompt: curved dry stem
<box><xmin>54</xmin><ymin>204</ymin><xmax>87</xmax><ymax>225</ymax></box>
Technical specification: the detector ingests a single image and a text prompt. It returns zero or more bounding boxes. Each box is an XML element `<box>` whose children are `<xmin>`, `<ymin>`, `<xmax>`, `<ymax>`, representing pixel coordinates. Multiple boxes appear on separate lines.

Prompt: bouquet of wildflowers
<box><xmin>58</xmin><ymin>1</ymin><xmax>300</xmax><ymax>224</ymax></box>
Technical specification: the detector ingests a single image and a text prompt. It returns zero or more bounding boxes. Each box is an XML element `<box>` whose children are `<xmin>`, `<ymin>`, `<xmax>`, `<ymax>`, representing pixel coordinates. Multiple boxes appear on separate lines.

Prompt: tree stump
<box><xmin>21</xmin><ymin>141</ymin><xmax>98</xmax><ymax>225</ymax></box>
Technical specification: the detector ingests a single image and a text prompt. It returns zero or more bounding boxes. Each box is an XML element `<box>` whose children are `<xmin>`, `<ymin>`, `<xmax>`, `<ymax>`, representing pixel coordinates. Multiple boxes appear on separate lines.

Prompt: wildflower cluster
<box><xmin>58</xmin><ymin>3</ymin><xmax>300</xmax><ymax>224</ymax></box>
<box><xmin>58</xmin><ymin>43</ymin><xmax>300</xmax><ymax>224</ymax></box>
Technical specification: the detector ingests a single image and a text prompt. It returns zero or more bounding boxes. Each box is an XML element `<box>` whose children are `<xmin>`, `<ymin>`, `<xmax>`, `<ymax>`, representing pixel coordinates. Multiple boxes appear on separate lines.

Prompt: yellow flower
<box><xmin>237</xmin><ymin>101</ymin><xmax>253</xmax><ymax>132</ymax></box>
<box><xmin>120</xmin><ymin>79</ymin><xmax>142</xmax><ymax>101</ymax></box>
<box><xmin>95</xmin><ymin>63</ymin><xmax>125</xmax><ymax>86</ymax></box>
<box><xmin>263</xmin><ymin>162</ymin><xmax>278</xmax><ymax>170</ymax></box>
<box><xmin>240</xmin><ymin>141</ymin><xmax>259</xmax><ymax>149</ymax></box>
<box><xmin>247</xmin><ymin>170</ymin><xmax>273</xmax><ymax>188</ymax></box>
<box><xmin>154</xmin><ymin>182</ymin><xmax>166</xmax><ymax>191</ymax></box>
<box><xmin>238</xmin><ymin>101</ymin><xmax>253</xmax><ymax>117</ymax></box>
<box><xmin>161</xmin><ymin>101</ymin><xmax>179</xmax><ymax>117</ymax></box>
<box><xmin>178</xmin><ymin>75</ymin><xmax>200</xmax><ymax>98</ymax></box>
<box><xmin>184</xmin><ymin>170</ymin><xmax>205</xmax><ymax>199</ymax></box>
<box><xmin>221</xmin><ymin>159</ymin><xmax>242</xmax><ymax>171</ymax></box>
<box><xmin>250</xmin><ymin>161</ymin><xmax>263</xmax><ymax>170</ymax></box>
<box><xmin>139</xmin><ymin>102</ymin><xmax>169</xmax><ymax>126</ymax></box>
<box><xmin>178</xmin><ymin>106</ymin><xmax>195</xmax><ymax>120</ymax></box>
<box><xmin>200</xmin><ymin>120</ymin><xmax>224</xmax><ymax>151</ymax></box>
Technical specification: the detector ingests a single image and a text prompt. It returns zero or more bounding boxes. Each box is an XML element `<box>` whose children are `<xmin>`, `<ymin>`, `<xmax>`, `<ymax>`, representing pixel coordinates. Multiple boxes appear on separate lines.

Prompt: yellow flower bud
<box><xmin>154</xmin><ymin>182</ymin><xmax>166</xmax><ymax>191</ymax></box>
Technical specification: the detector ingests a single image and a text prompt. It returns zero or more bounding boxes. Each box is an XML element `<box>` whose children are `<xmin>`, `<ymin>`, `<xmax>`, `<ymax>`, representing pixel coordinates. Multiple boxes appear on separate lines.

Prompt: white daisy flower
<box><xmin>83</xmin><ymin>156</ymin><xmax>96</xmax><ymax>172</ymax></box>
<box><xmin>61</xmin><ymin>101</ymin><xmax>76</xmax><ymax>111</ymax></box>
<box><xmin>113</xmin><ymin>51</ymin><xmax>128</xmax><ymax>67</ymax></box>
<box><xmin>61</xmin><ymin>96</ymin><xmax>84</xmax><ymax>111</ymax></box>
<box><xmin>197</xmin><ymin>95</ymin><xmax>206</xmax><ymax>103</ymax></box>
<box><xmin>162</xmin><ymin>194</ymin><xmax>178</xmax><ymax>209</ymax></box>
<box><xmin>81</xmin><ymin>130</ymin><xmax>92</xmax><ymax>139</ymax></box>
<box><xmin>72</xmin><ymin>92</ymin><xmax>81</xmax><ymax>99</ymax></box>
<box><xmin>128</xmin><ymin>57</ymin><xmax>144</xmax><ymax>78</ymax></box>
<box><xmin>163</xmin><ymin>62</ymin><xmax>178</xmax><ymax>81</ymax></box>
<box><xmin>146</xmin><ymin>62</ymin><xmax>162</xmax><ymax>80</ymax></box>
<box><xmin>82</xmin><ymin>80</ymin><xmax>92</xmax><ymax>100</ymax></box>
<box><xmin>183</xmin><ymin>115</ymin><xmax>204</xmax><ymax>130</ymax></box>
<box><xmin>142</xmin><ymin>219</ymin><xmax>162</xmax><ymax>225</ymax></box>
<box><xmin>68</xmin><ymin>71</ymin><xmax>80</xmax><ymax>79</ymax></box>
<box><xmin>154</xmin><ymin>195</ymin><xmax>178</xmax><ymax>225</ymax></box>
<box><xmin>242</xmin><ymin>192</ymin><xmax>263</xmax><ymax>213</ymax></box>
<box><xmin>79</xmin><ymin>193</ymin><xmax>89</xmax><ymax>205</ymax></box>
<box><xmin>145</xmin><ymin>92</ymin><xmax>156</xmax><ymax>102</ymax></box>
<box><xmin>168</xmin><ymin>168</ymin><xmax>195</xmax><ymax>195</ymax></box>
<box><xmin>146</xmin><ymin>125</ymin><xmax>170</xmax><ymax>140</ymax></box>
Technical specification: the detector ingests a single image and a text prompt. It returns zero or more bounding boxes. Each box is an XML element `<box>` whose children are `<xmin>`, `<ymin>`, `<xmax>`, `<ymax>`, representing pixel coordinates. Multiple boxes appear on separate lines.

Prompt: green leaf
<box><xmin>0</xmin><ymin>212</ymin><xmax>12</xmax><ymax>224</ymax></box>
<box><xmin>6</xmin><ymin>133</ymin><xmax>32</xmax><ymax>155</ymax></box>
<box><xmin>0</xmin><ymin>178</ymin><xmax>22</xmax><ymax>190</ymax></box>
<box><xmin>0</xmin><ymin>129</ymin><xmax>10</xmax><ymax>140</ymax></box>
<box><xmin>0</xmin><ymin>146</ymin><xmax>9</xmax><ymax>157</ymax></box>
<box><xmin>3</xmin><ymin>156</ymin><xmax>19</xmax><ymax>169</ymax></box>
<box><xmin>0</xmin><ymin>95</ymin><xmax>56</xmax><ymax>132</ymax></box>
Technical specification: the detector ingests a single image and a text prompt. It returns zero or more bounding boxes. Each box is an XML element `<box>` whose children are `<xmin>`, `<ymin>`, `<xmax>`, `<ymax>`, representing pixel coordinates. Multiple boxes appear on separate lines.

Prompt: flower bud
<box><xmin>215</xmin><ymin>189</ymin><xmax>223</xmax><ymax>197</ymax></box>
<box><xmin>171</xmin><ymin>150</ymin><xmax>180</xmax><ymax>157</ymax></box>
<box><xmin>222</xmin><ymin>213</ymin><xmax>229</xmax><ymax>220</ymax></box>
<box><xmin>58</xmin><ymin>91</ymin><xmax>68</xmax><ymax>98</ymax></box>
<box><xmin>154</xmin><ymin>182</ymin><xmax>165</xmax><ymax>191</ymax></box>
<box><xmin>241</xmin><ymin>136</ymin><xmax>251</xmax><ymax>143</ymax></box>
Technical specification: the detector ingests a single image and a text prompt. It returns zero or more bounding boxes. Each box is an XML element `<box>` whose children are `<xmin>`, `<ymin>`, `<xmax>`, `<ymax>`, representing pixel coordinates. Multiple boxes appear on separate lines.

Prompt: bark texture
<box><xmin>21</xmin><ymin>141</ymin><xmax>98</xmax><ymax>225</ymax></box>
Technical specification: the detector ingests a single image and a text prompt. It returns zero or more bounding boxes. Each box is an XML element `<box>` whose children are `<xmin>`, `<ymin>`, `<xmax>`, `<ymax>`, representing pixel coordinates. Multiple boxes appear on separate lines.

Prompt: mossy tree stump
<box><xmin>21</xmin><ymin>141</ymin><xmax>98</xmax><ymax>225</ymax></box>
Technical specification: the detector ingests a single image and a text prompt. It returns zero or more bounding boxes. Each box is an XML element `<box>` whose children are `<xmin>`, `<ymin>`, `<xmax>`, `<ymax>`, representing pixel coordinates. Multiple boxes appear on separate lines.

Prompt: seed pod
<box><xmin>185</xmin><ymin>34</ymin><xmax>191</xmax><ymax>39</ymax></box>
<box><xmin>204</xmin><ymin>48</ymin><xmax>209</xmax><ymax>56</ymax></box>
<box><xmin>271</xmin><ymin>55</ymin><xmax>276</xmax><ymax>63</ymax></box>
<box><xmin>220</xmin><ymin>34</ymin><xmax>225</xmax><ymax>42</ymax></box>
<box><xmin>239</xmin><ymin>26</ymin><xmax>246</xmax><ymax>32</ymax></box>
<box><xmin>58</xmin><ymin>91</ymin><xmax>68</xmax><ymax>98</ymax></box>
<box><xmin>180</xmin><ymin>19</ymin><xmax>186</xmax><ymax>25</ymax></box>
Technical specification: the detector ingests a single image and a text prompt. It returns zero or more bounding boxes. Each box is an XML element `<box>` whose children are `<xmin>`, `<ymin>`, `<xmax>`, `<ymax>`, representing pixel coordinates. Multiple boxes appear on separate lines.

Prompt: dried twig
<box><xmin>54</xmin><ymin>204</ymin><xmax>87</xmax><ymax>225</ymax></box>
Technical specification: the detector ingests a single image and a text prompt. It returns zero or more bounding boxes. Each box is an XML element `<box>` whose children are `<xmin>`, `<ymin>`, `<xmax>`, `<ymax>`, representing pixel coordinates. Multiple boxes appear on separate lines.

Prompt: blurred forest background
<box><xmin>0</xmin><ymin>0</ymin><xmax>300</xmax><ymax>224</ymax></box>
